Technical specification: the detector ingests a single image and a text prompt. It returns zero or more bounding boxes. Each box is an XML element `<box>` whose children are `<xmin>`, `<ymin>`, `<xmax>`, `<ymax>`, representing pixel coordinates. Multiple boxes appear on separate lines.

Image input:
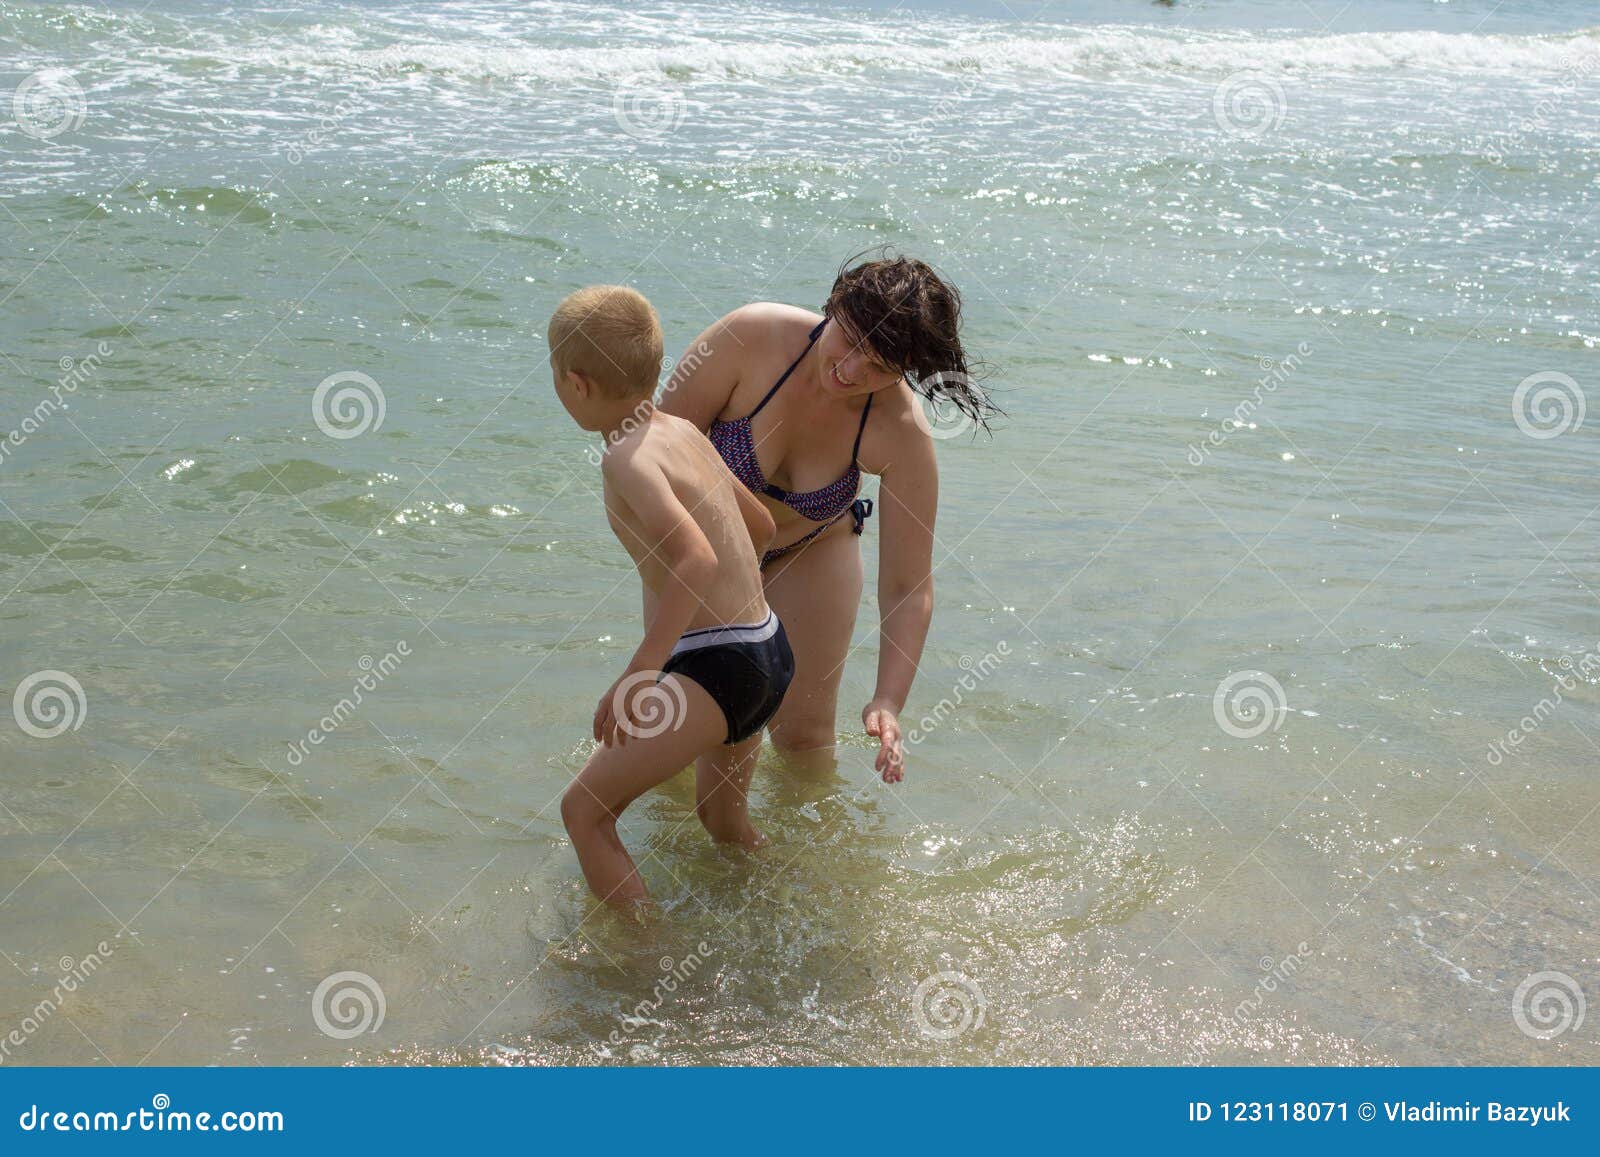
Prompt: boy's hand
<box><xmin>594</xmin><ymin>672</ymin><xmax>640</xmax><ymax>748</ymax></box>
<box><xmin>862</xmin><ymin>698</ymin><xmax>904</xmax><ymax>783</ymax></box>
<box><xmin>595</xmin><ymin>669</ymin><xmax>684</xmax><ymax>747</ymax></box>
<box><xmin>593</xmin><ymin>676</ymin><xmax>625</xmax><ymax>747</ymax></box>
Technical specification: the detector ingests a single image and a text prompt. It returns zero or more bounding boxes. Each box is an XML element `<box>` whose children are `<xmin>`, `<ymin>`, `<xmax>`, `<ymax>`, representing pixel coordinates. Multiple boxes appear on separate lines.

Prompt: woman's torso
<box><xmin>706</xmin><ymin>308</ymin><xmax>882</xmax><ymax>552</ymax></box>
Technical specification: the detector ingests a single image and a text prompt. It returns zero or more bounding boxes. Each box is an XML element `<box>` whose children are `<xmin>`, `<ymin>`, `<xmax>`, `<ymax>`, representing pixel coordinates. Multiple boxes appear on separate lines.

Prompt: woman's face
<box><xmin>816</xmin><ymin>317</ymin><xmax>903</xmax><ymax>397</ymax></box>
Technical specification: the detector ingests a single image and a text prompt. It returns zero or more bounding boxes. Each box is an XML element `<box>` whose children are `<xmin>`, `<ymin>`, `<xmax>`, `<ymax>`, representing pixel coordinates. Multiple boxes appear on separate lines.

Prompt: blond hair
<box><xmin>547</xmin><ymin>285</ymin><xmax>663</xmax><ymax>398</ymax></box>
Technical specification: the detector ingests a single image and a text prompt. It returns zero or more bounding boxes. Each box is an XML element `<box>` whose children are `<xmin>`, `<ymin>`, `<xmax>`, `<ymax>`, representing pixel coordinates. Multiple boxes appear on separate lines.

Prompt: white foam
<box><xmin>217</xmin><ymin>25</ymin><xmax>1600</xmax><ymax>85</ymax></box>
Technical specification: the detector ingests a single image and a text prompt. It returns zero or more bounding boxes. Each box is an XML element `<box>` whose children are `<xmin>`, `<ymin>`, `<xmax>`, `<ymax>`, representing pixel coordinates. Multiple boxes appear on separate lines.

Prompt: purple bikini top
<box><xmin>707</xmin><ymin>321</ymin><xmax>873</xmax><ymax>525</ymax></box>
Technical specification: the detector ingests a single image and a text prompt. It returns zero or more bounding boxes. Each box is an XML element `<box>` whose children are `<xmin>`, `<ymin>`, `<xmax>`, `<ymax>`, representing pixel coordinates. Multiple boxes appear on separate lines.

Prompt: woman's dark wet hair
<box><xmin>823</xmin><ymin>249</ymin><xmax>998</xmax><ymax>432</ymax></box>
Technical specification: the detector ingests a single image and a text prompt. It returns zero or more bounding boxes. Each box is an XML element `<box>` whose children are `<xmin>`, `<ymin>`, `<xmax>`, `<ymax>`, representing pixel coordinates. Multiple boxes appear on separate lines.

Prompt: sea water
<box><xmin>1</xmin><ymin>0</ymin><xmax>1597</xmax><ymax>1065</ymax></box>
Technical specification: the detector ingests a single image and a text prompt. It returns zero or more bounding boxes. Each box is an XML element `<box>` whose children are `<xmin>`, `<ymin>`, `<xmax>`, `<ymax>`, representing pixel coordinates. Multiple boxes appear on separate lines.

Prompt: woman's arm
<box><xmin>864</xmin><ymin>410</ymin><xmax>939</xmax><ymax>782</ymax></box>
<box><xmin>730</xmin><ymin>475</ymin><xmax>776</xmax><ymax>555</ymax></box>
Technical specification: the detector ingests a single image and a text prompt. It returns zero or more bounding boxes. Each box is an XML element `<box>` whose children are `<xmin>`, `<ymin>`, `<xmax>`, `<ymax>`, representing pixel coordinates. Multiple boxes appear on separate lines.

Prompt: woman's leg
<box><xmin>560</xmin><ymin>674</ymin><xmax>727</xmax><ymax>909</ymax></box>
<box><xmin>761</xmin><ymin>527</ymin><xmax>864</xmax><ymax>760</ymax></box>
<box><xmin>691</xmin><ymin>527</ymin><xmax>864</xmax><ymax>810</ymax></box>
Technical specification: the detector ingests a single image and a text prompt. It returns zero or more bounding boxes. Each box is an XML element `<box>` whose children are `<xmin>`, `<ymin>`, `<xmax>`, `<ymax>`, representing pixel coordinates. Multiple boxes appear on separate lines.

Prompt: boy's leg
<box><xmin>561</xmin><ymin>674</ymin><xmax>726</xmax><ymax>908</ymax></box>
<box><xmin>694</xmin><ymin>735</ymin><xmax>766</xmax><ymax>849</ymax></box>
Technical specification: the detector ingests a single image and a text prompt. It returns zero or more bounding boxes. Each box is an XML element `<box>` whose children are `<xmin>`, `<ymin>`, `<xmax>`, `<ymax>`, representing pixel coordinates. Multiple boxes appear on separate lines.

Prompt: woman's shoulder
<box><xmin>872</xmin><ymin>378</ymin><xmax>930</xmax><ymax>428</ymax></box>
<box><xmin>858</xmin><ymin>379</ymin><xmax>933</xmax><ymax>476</ymax></box>
<box><xmin>717</xmin><ymin>301</ymin><xmax>823</xmax><ymax>345</ymax></box>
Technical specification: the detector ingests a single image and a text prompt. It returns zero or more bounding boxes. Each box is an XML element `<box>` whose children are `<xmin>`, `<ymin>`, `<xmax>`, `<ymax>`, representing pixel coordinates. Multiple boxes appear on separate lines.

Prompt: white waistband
<box><xmin>669</xmin><ymin>609</ymin><xmax>779</xmax><ymax>657</ymax></box>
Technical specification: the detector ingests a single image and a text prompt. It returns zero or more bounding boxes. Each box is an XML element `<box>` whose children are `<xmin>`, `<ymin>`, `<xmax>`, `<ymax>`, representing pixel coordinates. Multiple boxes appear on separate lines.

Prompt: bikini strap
<box><xmin>747</xmin><ymin>320</ymin><xmax>826</xmax><ymax>418</ymax></box>
<box><xmin>849</xmin><ymin>393</ymin><xmax>874</xmax><ymax>462</ymax></box>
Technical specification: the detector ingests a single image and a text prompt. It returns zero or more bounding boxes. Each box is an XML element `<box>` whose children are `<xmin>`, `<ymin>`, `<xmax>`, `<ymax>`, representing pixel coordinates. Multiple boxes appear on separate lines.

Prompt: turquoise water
<box><xmin>1</xmin><ymin>0</ymin><xmax>1597</xmax><ymax>1065</ymax></box>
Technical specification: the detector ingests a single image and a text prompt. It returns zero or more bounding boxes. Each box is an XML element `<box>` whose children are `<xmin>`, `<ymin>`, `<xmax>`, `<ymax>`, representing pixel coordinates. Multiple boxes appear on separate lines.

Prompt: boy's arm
<box><xmin>601</xmin><ymin>451</ymin><xmax>720</xmax><ymax>742</ymax></box>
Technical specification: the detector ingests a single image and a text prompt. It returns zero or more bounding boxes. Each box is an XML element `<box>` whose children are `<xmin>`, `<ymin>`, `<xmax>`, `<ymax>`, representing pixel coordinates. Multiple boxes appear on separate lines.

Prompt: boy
<box><xmin>549</xmin><ymin>285</ymin><xmax>794</xmax><ymax>910</ymax></box>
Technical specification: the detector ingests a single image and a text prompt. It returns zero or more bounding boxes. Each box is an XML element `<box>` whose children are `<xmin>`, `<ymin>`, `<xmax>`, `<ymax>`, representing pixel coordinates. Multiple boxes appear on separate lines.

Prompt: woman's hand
<box><xmin>862</xmin><ymin>698</ymin><xmax>905</xmax><ymax>783</ymax></box>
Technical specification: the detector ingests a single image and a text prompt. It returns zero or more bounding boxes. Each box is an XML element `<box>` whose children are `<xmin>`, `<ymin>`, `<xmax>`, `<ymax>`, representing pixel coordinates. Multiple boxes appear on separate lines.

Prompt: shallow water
<box><xmin>1</xmin><ymin>0</ymin><xmax>1597</xmax><ymax>1066</ymax></box>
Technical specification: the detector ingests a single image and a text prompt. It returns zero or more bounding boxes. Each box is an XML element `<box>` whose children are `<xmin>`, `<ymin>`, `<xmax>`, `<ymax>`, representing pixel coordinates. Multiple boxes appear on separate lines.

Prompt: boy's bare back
<box><xmin>601</xmin><ymin>410</ymin><xmax>766</xmax><ymax>632</ymax></box>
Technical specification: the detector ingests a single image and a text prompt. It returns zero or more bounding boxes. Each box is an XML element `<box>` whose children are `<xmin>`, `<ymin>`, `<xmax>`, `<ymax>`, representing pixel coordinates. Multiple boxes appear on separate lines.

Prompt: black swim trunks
<box><xmin>660</xmin><ymin>609</ymin><xmax>794</xmax><ymax>744</ymax></box>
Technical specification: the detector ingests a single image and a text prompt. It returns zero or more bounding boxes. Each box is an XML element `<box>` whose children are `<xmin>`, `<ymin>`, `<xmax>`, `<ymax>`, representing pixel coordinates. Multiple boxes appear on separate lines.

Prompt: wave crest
<box><xmin>219</xmin><ymin>26</ymin><xmax>1600</xmax><ymax>84</ymax></box>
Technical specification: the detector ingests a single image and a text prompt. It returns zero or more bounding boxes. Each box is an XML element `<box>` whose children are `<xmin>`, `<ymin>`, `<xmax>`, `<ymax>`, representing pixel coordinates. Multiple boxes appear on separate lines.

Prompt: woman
<box><xmin>661</xmin><ymin>253</ymin><xmax>992</xmax><ymax>826</ymax></box>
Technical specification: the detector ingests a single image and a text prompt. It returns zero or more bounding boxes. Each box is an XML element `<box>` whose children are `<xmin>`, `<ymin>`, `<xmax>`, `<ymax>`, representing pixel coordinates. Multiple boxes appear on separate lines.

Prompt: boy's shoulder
<box><xmin>600</xmin><ymin>412</ymin><xmax>693</xmax><ymax>479</ymax></box>
<box><xmin>599</xmin><ymin>421</ymin><xmax>652</xmax><ymax>479</ymax></box>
